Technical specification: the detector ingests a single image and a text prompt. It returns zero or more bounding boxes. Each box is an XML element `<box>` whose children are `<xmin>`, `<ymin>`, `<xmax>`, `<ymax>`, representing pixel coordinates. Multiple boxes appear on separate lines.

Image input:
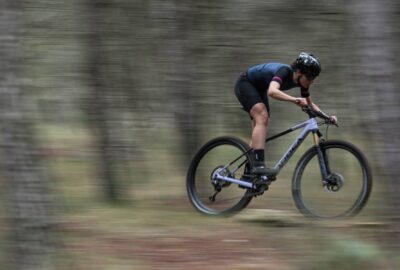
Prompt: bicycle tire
<box><xmin>186</xmin><ymin>136</ymin><xmax>254</xmax><ymax>216</ymax></box>
<box><xmin>292</xmin><ymin>140</ymin><xmax>372</xmax><ymax>219</ymax></box>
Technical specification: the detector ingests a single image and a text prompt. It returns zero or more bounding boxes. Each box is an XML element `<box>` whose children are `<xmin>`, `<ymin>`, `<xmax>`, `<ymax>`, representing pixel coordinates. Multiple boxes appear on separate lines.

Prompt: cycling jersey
<box><xmin>235</xmin><ymin>62</ymin><xmax>310</xmax><ymax>114</ymax></box>
<box><xmin>247</xmin><ymin>63</ymin><xmax>310</xmax><ymax>97</ymax></box>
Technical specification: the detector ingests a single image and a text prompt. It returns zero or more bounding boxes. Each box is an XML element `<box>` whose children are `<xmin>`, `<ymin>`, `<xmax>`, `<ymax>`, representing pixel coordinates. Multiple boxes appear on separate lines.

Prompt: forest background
<box><xmin>0</xmin><ymin>0</ymin><xmax>399</xmax><ymax>269</ymax></box>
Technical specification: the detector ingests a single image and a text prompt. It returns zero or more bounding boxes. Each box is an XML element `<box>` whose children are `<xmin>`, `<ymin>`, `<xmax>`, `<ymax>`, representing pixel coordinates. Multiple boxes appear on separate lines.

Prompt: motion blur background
<box><xmin>0</xmin><ymin>0</ymin><xmax>399</xmax><ymax>269</ymax></box>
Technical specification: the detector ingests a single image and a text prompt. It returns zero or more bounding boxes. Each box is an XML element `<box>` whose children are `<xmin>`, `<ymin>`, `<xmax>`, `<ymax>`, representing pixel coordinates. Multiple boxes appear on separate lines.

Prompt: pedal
<box><xmin>261</xmin><ymin>175</ymin><xmax>276</xmax><ymax>182</ymax></box>
<box><xmin>256</xmin><ymin>175</ymin><xmax>273</xmax><ymax>185</ymax></box>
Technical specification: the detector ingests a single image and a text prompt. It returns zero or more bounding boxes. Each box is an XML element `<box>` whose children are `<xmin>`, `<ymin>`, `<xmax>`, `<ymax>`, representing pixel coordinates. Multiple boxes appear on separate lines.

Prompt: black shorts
<box><xmin>234</xmin><ymin>73</ymin><xmax>270</xmax><ymax>114</ymax></box>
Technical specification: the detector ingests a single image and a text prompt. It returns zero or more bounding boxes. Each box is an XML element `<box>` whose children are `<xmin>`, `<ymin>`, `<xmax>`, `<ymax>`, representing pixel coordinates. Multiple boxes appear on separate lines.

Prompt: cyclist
<box><xmin>234</xmin><ymin>52</ymin><xmax>337</xmax><ymax>176</ymax></box>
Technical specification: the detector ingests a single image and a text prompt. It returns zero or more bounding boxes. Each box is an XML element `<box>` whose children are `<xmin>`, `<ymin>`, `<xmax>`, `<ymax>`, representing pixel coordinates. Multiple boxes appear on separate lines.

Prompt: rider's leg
<box><xmin>234</xmin><ymin>75</ymin><xmax>276</xmax><ymax>176</ymax></box>
<box><xmin>250</xmin><ymin>103</ymin><xmax>269</xmax><ymax>150</ymax></box>
<box><xmin>249</xmin><ymin>103</ymin><xmax>270</xmax><ymax>174</ymax></box>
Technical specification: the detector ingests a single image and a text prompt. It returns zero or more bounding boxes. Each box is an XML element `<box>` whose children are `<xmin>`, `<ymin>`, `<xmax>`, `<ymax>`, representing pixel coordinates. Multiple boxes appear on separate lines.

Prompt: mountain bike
<box><xmin>186</xmin><ymin>106</ymin><xmax>372</xmax><ymax>219</ymax></box>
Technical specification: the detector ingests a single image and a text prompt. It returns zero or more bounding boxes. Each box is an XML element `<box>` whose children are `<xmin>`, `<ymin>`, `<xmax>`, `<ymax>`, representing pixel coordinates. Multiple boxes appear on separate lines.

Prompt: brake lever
<box><xmin>325</xmin><ymin>119</ymin><xmax>339</xmax><ymax>127</ymax></box>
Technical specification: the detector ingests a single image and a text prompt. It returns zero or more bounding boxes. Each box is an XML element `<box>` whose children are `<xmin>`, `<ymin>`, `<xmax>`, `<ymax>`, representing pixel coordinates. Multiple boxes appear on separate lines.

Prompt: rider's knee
<box><xmin>255</xmin><ymin>111</ymin><xmax>269</xmax><ymax>126</ymax></box>
<box><xmin>260</xmin><ymin>113</ymin><xmax>269</xmax><ymax>126</ymax></box>
<box><xmin>250</xmin><ymin>104</ymin><xmax>269</xmax><ymax>126</ymax></box>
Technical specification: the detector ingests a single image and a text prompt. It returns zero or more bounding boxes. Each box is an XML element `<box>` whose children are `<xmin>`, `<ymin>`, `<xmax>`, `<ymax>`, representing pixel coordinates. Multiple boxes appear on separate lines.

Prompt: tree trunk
<box><xmin>0</xmin><ymin>1</ymin><xmax>57</xmax><ymax>268</ymax></box>
<box><xmin>351</xmin><ymin>0</ymin><xmax>400</xmax><ymax>231</ymax></box>
<box><xmin>153</xmin><ymin>0</ymin><xmax>200</xmax><ymax>163</ymax></box>
<box><xmin>83</xmin><ymin>0</ymin><xmax>119</xmax><ymax>202</ymax></box>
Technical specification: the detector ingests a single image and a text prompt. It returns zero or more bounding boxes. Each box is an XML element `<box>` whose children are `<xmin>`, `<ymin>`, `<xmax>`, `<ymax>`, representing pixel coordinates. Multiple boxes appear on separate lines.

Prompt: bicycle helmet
<box><xmin>292</xmin><ymin>52</ymin><xmax>321</xmax><ymax>79</ymax></box>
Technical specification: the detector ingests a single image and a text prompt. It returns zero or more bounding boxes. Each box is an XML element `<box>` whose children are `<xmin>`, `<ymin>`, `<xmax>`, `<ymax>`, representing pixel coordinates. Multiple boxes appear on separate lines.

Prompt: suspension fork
<box><xmin>312</xmin><ymin>130</ymin><xmax>330</xmax><ymax>180</ymax></box>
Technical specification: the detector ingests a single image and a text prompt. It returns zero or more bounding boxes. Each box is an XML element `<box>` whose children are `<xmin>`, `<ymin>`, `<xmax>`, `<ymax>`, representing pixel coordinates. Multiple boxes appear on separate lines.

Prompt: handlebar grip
<box><xmin>314</xmin><ymin>110</ymin><xmax>330</xmax><ymax>120</ymax></box>
<box><xmin>302</xmin><ymin>106</ymin><xmax>334</xmax><ymax>123</ymax></box>
<box><xmin>326</xmin><ymin>118</ymin><xmax>339</xmax><ymax>127</ymax></box>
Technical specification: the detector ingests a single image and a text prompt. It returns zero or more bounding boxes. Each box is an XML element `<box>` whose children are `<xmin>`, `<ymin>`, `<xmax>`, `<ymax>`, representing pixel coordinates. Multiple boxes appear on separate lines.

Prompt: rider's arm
<box><xmin>306</xmin><ymin>96</ymin><xmax>338</xmax><ymax>124</ymax></box>
<box><xmin>268</xmin><ymin>81</ymin><xmax>307</xmax><ymax>106</ymax></box>
<box><xmin>305</xmin><ymin>96</ymin><xmax>321</xmax><ymax>111</ymax></box>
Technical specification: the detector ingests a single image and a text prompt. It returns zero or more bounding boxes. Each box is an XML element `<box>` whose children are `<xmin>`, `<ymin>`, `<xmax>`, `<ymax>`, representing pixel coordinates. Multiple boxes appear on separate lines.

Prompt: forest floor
<box><xmin>59</xmin><ymin>196</ymin><xmax>399</xmax><ymax>270</ymax></box>
<box><xmin>42</xmin><ymin>137</ymin><xmax>399</xmax><ymax>270</ymax></box>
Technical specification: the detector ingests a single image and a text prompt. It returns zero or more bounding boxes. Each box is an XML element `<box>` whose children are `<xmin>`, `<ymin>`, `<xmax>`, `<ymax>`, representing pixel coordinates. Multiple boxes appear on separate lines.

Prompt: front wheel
<box><xmin>186</xmin><ymin>136</ymin><xmax>254</xmax><ymax>216</ymax></box>
<box><xmin>292</xmin><ymin>140</ymin><xmax>372</xmax><ymax>219</ymax></box>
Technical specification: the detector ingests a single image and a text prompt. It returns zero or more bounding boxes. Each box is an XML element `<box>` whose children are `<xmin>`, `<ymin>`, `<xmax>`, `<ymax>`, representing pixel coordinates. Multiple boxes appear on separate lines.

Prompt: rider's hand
<box><xmin>294</xmin><ymin>98</ymin><xmax>308</xmax><ymax>107</ymax></box>
<box><xmin>329</xmin><ymin>115</ymin><xmax>338</xmax><ymax>125</ymax></box>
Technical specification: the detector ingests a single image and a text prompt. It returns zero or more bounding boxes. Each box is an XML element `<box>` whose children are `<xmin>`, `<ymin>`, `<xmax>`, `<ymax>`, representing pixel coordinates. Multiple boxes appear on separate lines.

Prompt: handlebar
<box><xmin>302</xmin><ymin>106</ymin><xmax>338</xmax><ymax>126</ymax></box>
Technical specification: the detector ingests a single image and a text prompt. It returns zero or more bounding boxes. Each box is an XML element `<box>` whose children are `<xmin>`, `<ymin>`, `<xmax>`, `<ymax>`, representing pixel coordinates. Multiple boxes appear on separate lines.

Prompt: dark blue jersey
<box><xmin>246</xmin><ymin>62</ymin><xmax>310</xmax><ymax>97</ymax></box>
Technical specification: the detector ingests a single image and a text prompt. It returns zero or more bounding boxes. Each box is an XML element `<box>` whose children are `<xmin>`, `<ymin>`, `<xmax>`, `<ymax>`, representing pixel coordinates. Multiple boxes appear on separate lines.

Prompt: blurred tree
<box><xmin>83</xmin><ymin>0</ymin><xmax>120</xmax><ymax>202</ymax></box>
<box><xmin>150</xmin><ymin>0</ymin><xmax>201</xmax><ymax>163</ymax></box>
<box><xmin>0</xmin><ymin>0</ymin><xmax>58</xmax><ymax>268</ymax></box>
<box><xmin>351</xmin><ymin>0</ymin><xmax>400</xmax><ymax>229</ymax></box>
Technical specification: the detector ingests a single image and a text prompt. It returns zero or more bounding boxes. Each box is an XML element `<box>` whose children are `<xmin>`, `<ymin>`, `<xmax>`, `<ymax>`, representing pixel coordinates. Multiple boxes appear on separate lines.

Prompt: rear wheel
<box><xmin>292</xmin><ymin>140</ymin><xmax>372</xmax><ymax>218</ymax></box>
<box><xmin>186</xmin><ymin>136</ymin><xmax>254</xmax><ymax>216</ymax></box>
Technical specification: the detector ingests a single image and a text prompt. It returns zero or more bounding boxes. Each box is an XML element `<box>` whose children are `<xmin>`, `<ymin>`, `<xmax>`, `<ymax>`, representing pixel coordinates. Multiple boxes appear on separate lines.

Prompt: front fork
<box><xmin>312</xmin><ymin>131</ymin><xmax>331</xmax><ymax>181</ymax></box>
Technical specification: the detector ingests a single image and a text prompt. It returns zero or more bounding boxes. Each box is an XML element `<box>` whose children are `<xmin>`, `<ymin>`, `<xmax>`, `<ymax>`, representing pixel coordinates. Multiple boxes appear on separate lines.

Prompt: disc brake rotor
<box><xmin>324</xmin><ymin>172</ymin><xmax>345</xmax><ymax>192</ymax></box>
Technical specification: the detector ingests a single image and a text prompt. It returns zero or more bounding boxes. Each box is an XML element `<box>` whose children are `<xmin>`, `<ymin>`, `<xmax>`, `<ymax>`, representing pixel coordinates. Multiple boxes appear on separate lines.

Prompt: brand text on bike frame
<box><xmin>214</xmin><ymin>117</ymin><xmax>327</xmax><ymax>189</ymax></box>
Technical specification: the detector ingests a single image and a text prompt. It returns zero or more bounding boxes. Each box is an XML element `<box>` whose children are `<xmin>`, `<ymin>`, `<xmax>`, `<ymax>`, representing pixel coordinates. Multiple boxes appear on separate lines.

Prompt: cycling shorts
<box><xmin>234</xmin><ymin>72</ymin><xmax>270</xmax><ymax>114</ymax></box>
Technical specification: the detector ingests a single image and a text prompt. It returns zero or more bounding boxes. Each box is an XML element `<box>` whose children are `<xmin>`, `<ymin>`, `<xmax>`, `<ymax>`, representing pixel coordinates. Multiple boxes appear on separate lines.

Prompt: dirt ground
<box><xmin>59</xmin><ymin>197</ymin><xmax>399</xmax><ymax>270</ymax></box>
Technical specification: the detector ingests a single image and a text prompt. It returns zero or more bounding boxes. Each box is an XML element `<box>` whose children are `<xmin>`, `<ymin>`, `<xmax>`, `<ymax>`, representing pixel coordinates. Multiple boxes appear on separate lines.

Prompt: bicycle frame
<box><xmin>271</xmin><ymin>117</ymin><xmax>319</xmax><ymax>171</ymax></box>
<box><xmin>214</xmin><ymin>117</ymin><xmax>325</xmax><ymax>189</ymax></box>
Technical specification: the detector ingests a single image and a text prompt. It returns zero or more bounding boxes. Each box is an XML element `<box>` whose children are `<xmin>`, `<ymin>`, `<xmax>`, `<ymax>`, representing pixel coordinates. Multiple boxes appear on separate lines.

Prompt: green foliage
<box><xmin>310</xmin><ymin>238</ymin><xmax>385</xmax><ymax>270</ymax></box>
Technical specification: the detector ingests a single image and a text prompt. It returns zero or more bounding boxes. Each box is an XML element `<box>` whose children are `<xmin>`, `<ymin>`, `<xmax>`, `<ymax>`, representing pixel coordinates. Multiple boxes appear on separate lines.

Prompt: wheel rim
<box><xmin>189</xmin><ymin>141</ymin><xmax>252</xmax><ymax>215</ymax></box>
<box><xmin>295</xmin><ymin>145</ymin><xmax>369</xmax><ymax>218</ymax></box>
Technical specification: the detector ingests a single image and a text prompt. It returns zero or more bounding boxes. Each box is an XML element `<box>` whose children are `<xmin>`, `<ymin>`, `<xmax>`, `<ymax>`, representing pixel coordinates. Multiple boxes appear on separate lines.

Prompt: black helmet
<box><xmin>293</xmin><ymin>52</ymin><xmax>321</xmax><ymax>79</ymax></box>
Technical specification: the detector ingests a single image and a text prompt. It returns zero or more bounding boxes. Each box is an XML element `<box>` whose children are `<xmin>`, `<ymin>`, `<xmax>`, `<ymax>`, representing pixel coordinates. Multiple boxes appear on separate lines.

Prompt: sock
<box><xmin>253</xmin><ymin>149</ymin><xmax>265</xmax><ymax>162</ymax></box>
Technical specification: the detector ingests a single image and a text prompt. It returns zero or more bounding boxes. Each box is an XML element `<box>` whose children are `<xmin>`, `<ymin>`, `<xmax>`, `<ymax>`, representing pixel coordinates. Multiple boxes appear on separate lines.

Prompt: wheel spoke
<box><xmin>292</xmin><ymin>141</ymin><xmax>372</xmax><ymax>218</ymax></box>
<box><xmin>187</xmin><ymin>137</ymin><xmax>254</xmax><ymax>215</ymax></box>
